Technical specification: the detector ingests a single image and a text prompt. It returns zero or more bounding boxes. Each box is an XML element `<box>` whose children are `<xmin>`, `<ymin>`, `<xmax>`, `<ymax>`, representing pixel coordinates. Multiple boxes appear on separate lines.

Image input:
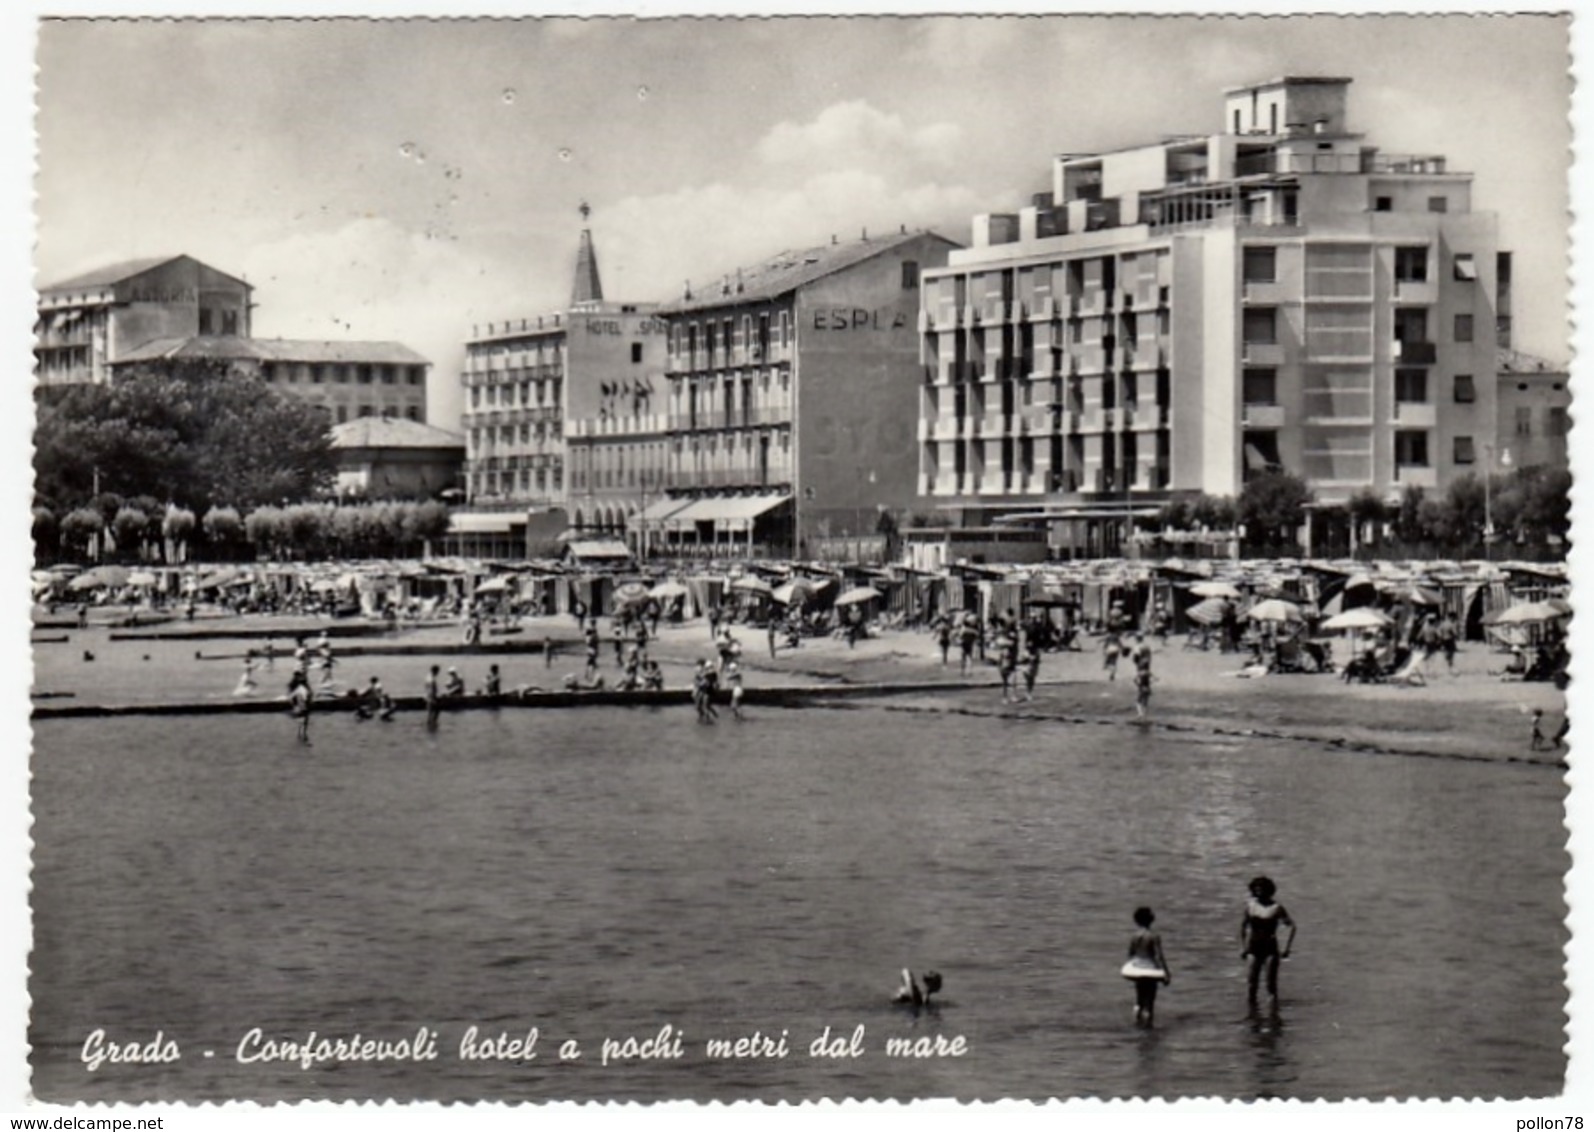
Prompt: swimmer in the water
<box><xmin>892</xmin><ymin>968</ymin><xmax>943</xmax><ymax>1009</ymax></box>
<box><xmin>1241</xmin><ymin>875</ymin><xmax>1296</xmax><ymax>1006</ymax></box>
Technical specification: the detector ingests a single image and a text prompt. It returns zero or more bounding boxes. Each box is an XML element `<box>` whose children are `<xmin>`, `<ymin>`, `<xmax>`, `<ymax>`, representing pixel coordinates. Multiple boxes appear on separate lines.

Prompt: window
<box><xmin>408</xmin><ymin>366</ymin><xmax>423</xmax><ymax>386</ymax></box>
<box><xmin>1515</xmin><ymin>406</ymin><xmax>1533</xmax><ymax>437</ymax></box>
<box><xmin>1374</xmin><ymin>196</ymin><xmax>1393</xmax><ymax>212</ymax></box>
<box><xmin>313</xmin><ymin>366</ymin><xmax>326</xmax><ymax>385</ymax></box>
<box><xmin>1453</xmin><ymin>254</ymin><xmax>1477</xmax><ymax>281</ymax></box>
<box><xmin>902</xmin><ymin>261</ymin><xmax>920</xmax><ymax>289</ymax></box>
<box><xmin>406</xmin><ymin>406</ymin><xmax>420</xmax><ymax>421</ymax></box>
<box><xmin>1395</xmin><ymin>368</ymin><xmax>1427</xmax><ymax>403</ymax></box>
<box><xmin>1269</xmin><ymin>104</ymin><xmax>1278</xmax><ymax>133</ymax></box>
<box><xmin>336</xmin><ymin>405</ymin><xmax>348</xmax><ymax>423</ymax></box>
<box><xmin>222</xmin><ymin>310</ymin><xmax>238</xmax><ymax>336</ymax></box>
<box><xmin>198</xmin><ymin>309</ymin><xmax>213</xmax><ymax>335</ymax></box>
<box><xmin>1453</xmin><ymin>436</ymin><xmax>1475</xmax><ymax>464</ymax></box>
<box><xmin>358</xmin><ymin>405</ymin><xmax>374</xmax><ymax>418</ymax></box>
<box><xmin>1242</xmin><ymin>247</ymin><xmax>1277</xmax><ymax>283</ymax></box>
<box><xmin>380</xmin><ymin>365</ymin><xmax>394</xmax><ymax>384</ymax></box>
<box><xmin>1548</xmin><ymin>406</ymin><xmax>1569</xmax><ymax>437</ymax></box>
<box><xmin>1233</xmin><ymin>109</ymin><xmax>1242</xmax><ymax>133</ymax></box>
<box><xmin>358</xmin><ymin>365</ymin><xmax>373</xmax><ymax>385</ymax></box>
<box><xmin>1427</xmin><ymin>196</ymin><xmax>1449</xmax><ymax>214</ymax></box>
<box><xmin>1242</xmin><ymin>308</ymin><xmax>1277</xmax><ymax>344</ymax></box>
<box><xmin>1395</xmin><ymin>429</ymin><xmax>1429</xmax><ymax>467</ymax></box>
<box><xmin>1452</xmin><ymin>374</ymin><xmax>1476</xmax><ymax>403</ymax></box>
<box><xmin>1393</xmin><ymin>246</ymin><xmax>1428</xmax><ymax>283</ymax></box>
<box><xmin>631</xmin><ymin>342</ymin><xmax>643</xmax><ymax>364</ymax></box>
<box><xmin>1454</xmin><ymin>313</ymin><xmax>1474</xmax><ymax>343</ymax></box>
<box><xmin>1242</xmin><ymin>368</ymin><xmax>1277</xmax><ymax>405</ymax></box>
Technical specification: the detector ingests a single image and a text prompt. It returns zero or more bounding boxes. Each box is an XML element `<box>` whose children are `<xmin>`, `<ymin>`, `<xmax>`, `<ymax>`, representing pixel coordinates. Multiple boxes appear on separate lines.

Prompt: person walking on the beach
<box><xmin>234</xmin><ymin>650</ymin><xmax>259</xmax><ymax>697</ymax></box>
<box><xmin>583</xmin><ymin>624</ymin><xmax>600</xmax><ymax>682</ymax></box>
<box><xmin>934</xmin><ymin>615</ymin><xmax>953</xmax><ymax>666</ymax></box>
<box><xmin>998</xmin><ymin>633</ymin><xmax>1019</xmax><ymax>703</ymax></box>
<box><xmin>692</xmin><ymin>659</ymin><xmax>719</xmax><ymax>724</ymax></box>
<box><xmin>958</xmin><ymin>613</ymin><xmax>979</xmax><ymax>676</ymax></box>
<box><xmin>424</xmin><ymin>664</ymin><xmax>442</xmax><ymax>730</ymax></box>
<box><xmin>611</xmin><ymin>617</ymin><xmax>627</xmax><ymax>666</ymax></box>
<box><xmin>1133</xmin><ymin>664</ymin><xmax>1154</xmax><ymax>719</ymax></box>
<box><xmin>767</xmin><ymin>615</ymin><xmax>779</xmax><ymax>660</ymax></box>
<box><xmin>288</xmin><ymin>670</ymin><xmax>312</xmax><ymax>745</ymax></box>
<box><xmin>1241</xmin><ymin>876</ymin><xmax>1296</xmax><ymax>1006</ymax></box>
<box><xmin>725</xmin><ymin>658</ymin><xmax>746</xmax><ymax>721</ymax></box>
<box><xmin>1438</xmin><ymin>612</ymin><xmax>1458</xmax><ymax>673</ymax></box>
<box><xmin>1019</xmin><ymin>639</ymin><xmax>1041</xmax><ymax>702</ymax></box>
<box><xmin>1123</xmin><ymin>907</ymin><xmax>1171</xmax><ymax>1027</ymax></box>
<box><xmin>1103</xmin><ymin>631</ymin><xmax>1122</xmax><ymax>682</ymax></box>
<box><xmin>483</xmin><ymin>663</ymin><xmax>503</xmax><ymax>702</ymax></box>
<box><xmin>544</xmin><ymin>634</ymin><xmax>556</xmax><ymax>669</ymax></box>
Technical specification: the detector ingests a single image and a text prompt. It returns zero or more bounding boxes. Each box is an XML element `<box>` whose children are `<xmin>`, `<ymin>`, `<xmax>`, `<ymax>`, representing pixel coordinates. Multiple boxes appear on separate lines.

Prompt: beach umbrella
<box><xmin>1489</xmin><ymin>600</ymin><xmax>1569</xmax><ymax>626</ymax></box>
<box><xmin>1321</xmin><ymin>607</ymin><xmax>1392</xmax><ymax>632</ymax></box>
<box><xmin>730</xmin><ymin>575</ymin><xmax>773</xmax><ymax>596</ymax></box>
<box><xmin>649</xmin><ymin>580</ymin><xmax>689</xmax><ymax>600</ymax></box>
<box><xmin>1546</xmin><ymin>598</ymin><xmax>1573</xmax><ymax>617</ymax></box>
<box><xmin>613</xmin><ymin>580</ymin><xmax>650</xmax><ymax>601</ymax></box>
<box><xmin>1185</xmin><ymin>597</ymin><xmax>1230</xmax><ymax>626</ymax></box>
<box><xmin>1190</xmin><ymin>580</ymin><xmax>1242</xmax><ymax>600</ymax></box>
<box><xmin>1246</xmin><ymin>598</ymin><xmax>1302</xmax><ymax>624</ymax></box>
<box><xmin>68</xmin><ymin>565</ymin><xmax>129</xmax><ymax>591</ymax></box>
<box><xmin>473</xmin><ymin>576</ymin><xmax>512</xmax><ymax>596</ymax></box>
<box><xmin>834</xmin><ymin>585</ymin><xmax>883</xmax><ymax>607</ymax></box>
<box><xmin>1388</xmin><ymin>584</ymin><xmax>1442</xmax><ymax>606</ymax></box>
<box><xmin>126</xmin><ymin>570</ymin><xmax>158</xmax><ymax>587</ymax></box>
<box><xmin>772</xmin><ymin>579</ymin><xmax>817</xmax><ymax>605</ymax></box>
<box><xmin>196</xmin><ymin>567</ymin><xmax>240</xmax><ymax>590</ymax></box>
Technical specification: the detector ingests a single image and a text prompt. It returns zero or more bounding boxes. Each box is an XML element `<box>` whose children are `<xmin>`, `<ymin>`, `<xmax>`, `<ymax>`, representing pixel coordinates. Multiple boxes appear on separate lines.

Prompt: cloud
<box><xmin>240</xmin><ymin>216</ymin><xmax>511</xmax><ymax>429</ymax></box>
<box><xmin>755</xmin><ymin>100</ymin><xmax>962</xmax><ymax>178</ymax></box>
<box><xmin>596</xmin><ymin>174</ymin><xmax>978</xmax><ymax>303</ymax></box>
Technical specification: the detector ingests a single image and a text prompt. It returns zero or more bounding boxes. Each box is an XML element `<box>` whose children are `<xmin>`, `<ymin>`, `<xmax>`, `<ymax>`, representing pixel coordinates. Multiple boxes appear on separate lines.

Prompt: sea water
<box><xmin>29</xmin><ymin>703</ymin><xmax>1567</xmax><ymax>1101</ymax></box>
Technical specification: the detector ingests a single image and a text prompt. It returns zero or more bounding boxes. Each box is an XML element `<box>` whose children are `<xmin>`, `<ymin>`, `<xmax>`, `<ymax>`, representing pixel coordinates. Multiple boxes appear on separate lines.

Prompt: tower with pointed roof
<box><xmin>570</xmin><ymin>202</ymin><xmax>604</xmax><ymax>308</ymax></box>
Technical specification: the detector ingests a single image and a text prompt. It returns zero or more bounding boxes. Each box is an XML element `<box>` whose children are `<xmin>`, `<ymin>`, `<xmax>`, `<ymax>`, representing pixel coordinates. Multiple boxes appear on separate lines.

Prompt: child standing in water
<box><xmin>1122</xmin><ymin>906</ymin><xmax>1171</xmax><ymax>1026</ymax></box>
<box><xmin>1241</xmin><ymin>876</ymin><xmax>1296</xmax><ymax>1005</ymax></box>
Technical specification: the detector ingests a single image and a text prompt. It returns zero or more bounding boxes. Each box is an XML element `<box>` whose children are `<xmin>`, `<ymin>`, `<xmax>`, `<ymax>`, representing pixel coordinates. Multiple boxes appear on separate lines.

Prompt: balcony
<box><xmin>1130</xmin><ymin>403</ymin><xmax>1165</xmax><ymax>431</ymax></box>
<box><xmin>1029</xmin><ymin>296</ymin><xmax>1059</xmax><ymax>321</ymax></box>
<box><xmin>1393</xmin><ymin>339</ymin><xmax>1437</xmax><ymax>365</ymax></box>
<box><xmin>1242</xmin><ymin>280</ymin><xmax>1284</xmax><ymax>304</ymax></box>
<box><xmin>1392</xmin><ymin>278</ymin><xmax>1438</xmax><ymax>305</ymax></box>
<box><xmin>1241</xmin><ymin>340</ymin><xmax>1285</xmax><ymax>365</ymax></box>
<box><xmin>1392</xmin><ymin>400</ymin><xmax>1437</xmax><ymax>428</ymax></box>
<box><xmin>1240</xmin><ymin>403</ymin><xmax>1285</xmax><ymax>429</ymax></box>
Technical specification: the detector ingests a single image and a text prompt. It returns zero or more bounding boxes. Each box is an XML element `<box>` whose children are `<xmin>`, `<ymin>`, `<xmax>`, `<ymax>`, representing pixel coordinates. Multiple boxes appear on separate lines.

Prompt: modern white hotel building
<box><xmin>917</xmin><ymin>76</ymin><xmax>1505</xmax><ymax>554</ymax></box>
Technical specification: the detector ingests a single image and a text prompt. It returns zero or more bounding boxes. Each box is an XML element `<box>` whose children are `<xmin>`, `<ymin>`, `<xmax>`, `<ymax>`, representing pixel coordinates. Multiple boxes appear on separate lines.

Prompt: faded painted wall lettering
<box><xmin>129</xmin><ymin>288</ymin><xmax>197</xmax><ymax>304</ymax></box>
<box><xmin>811</xmin><ymin>308</ymin><xmax>910</xmax><ymax>332</ymax></box>
<box><xmin>586</xmin><ymin>318</ymin><xmax>668</xmax><ymax>336</ymax></box>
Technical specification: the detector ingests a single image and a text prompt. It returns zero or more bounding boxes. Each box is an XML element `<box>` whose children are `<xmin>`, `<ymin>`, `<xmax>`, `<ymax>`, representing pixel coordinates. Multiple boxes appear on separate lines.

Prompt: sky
<box><xmin>31</xmin><ymin>15</ymin><xmax>1572</xmax><ymax>432</ymax></box>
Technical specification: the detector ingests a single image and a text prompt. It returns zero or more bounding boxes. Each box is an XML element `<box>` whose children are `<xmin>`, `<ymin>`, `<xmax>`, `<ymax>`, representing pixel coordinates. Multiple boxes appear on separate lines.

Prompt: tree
<box><xmin>112</xmin><ymin>507</ymin><xmax>149</xmax><ymax>560</ymax></box>
<box><xmin>1393</xmin><ymin>485</ymin><xmax>1429</xmax><ymax>548</ymax></box>
<box><xmin>1237</xmin><ymin>471</ymin><xmax>1312</xmax><ymax>554</ymax></box>
<box><xmin>59</xmin><ymin>508</ymin><xmax>103</xmax><ymax>560</ymax></box>
<box><xmin>33</xmin><ymin>359</ymin><xmax>337</xmax><ymax>514</ymax></box>
<box><xmin>32</xmin><ymin>506</ymin><xmax>57</xmax><ymax>564</ymax></box>
<box><xmin>1191</xmin><ymin>493</ymin><xmax>1237</xmax><ymax>531</ymax></box>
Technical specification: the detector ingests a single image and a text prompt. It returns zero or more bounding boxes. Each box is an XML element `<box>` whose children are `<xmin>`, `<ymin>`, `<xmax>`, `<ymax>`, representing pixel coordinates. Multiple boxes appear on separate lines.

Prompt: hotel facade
<box><xmin>918</xmin><ymin>76</ymin><xmax>1504</xmax><ymax>554</ymax></box>
<box><xmin>649</xmin><ymin>228</ymin><xmax>959</xmax><ymax>558</ymax></box>
<box><xmin>455</xmin><ymin>225</ymin><xmax>669</xmax><ymax>554</ymax></box>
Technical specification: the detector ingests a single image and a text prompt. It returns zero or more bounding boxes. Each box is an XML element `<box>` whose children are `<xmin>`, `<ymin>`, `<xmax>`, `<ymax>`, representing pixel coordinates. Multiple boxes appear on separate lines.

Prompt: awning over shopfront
<box><xmin>565</xmin><ymin>538</ymin><xmax>634</xmax><ymax>563</ymax></box>
<box><xmin>666</xmin><ymin>493</ymin><xmax>792</xmax><ymax>532</ymax></box>
<box><xmin>446</xmin><ymin>512</ymin><xmax>525</xmax><ymax>534</ymax></box>
<box><xmin>627</xmin><ymin>497</ymin><xmax>694</xmax><ymax>529</ymax></box>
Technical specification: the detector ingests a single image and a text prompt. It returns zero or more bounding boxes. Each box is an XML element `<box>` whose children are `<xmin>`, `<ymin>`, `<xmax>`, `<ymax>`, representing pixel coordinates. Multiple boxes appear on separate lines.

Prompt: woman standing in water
<box><xmin>1241</xmin><ymin>876</ymin><xmax>1296</xmax><ymax>1005</ymax></box>
<box><xmin>1122</xmin><ymin>907</ymin><xmax>1171</xmax><ymax>1026</ymax></box>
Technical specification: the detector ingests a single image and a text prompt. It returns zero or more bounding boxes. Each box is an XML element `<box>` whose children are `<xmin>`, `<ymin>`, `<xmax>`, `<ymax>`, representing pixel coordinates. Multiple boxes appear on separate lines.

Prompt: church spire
<box><xmin>570</xmin><ymin>201</ymin><xmax>604</xmax><ymax>307</ymax></box>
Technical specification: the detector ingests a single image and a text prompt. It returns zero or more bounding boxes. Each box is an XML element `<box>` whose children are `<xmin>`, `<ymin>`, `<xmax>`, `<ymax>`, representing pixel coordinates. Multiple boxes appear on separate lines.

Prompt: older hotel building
<box><xmin>456</xmin><ymin>220</ymin><xmax>667</xmax><ymax>553</ymax></box>
<box><xmin>35</xmin><ymin>254</ymin><xmax>253</xmax><ymax>386</ymax></box>
<box><xmin>649</xmin><ymin>228</ymin><xmax>958</xmax><ymax>558</ymax></box>
<box><xmin>918</xmin><ymin>76</ymin><xmax>1504</xmax><ymax>554</ymax></box>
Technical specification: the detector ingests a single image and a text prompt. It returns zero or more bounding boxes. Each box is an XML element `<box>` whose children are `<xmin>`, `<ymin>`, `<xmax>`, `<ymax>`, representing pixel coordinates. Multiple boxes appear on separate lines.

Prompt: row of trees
<box><xmin>1149</xmin><ymin>467</ymin><xmax>1572</xmax><ymax>560</ymax></box>
<box><xmin>34</xmin><ymin>359</ymin><xmax>339</xmax><ymax>521</ymax></box>
<box><xmin>36</xmin><ymin>499</ymin><xmax>453</xmax><ymax>566</ymax></box>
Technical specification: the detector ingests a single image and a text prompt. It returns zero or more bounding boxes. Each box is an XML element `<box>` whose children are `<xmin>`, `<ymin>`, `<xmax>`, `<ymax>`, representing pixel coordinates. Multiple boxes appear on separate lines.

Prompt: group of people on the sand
<box><xmin>1123</xmin><ymin>876</ymin><xmax>1297</xmax><ymax>1027</ymax></box>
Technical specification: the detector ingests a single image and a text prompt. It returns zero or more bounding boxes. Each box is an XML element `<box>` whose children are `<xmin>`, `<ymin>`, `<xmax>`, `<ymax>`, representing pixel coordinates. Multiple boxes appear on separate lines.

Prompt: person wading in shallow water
<box><xmin>287</xmin><ymin>670</ymin><xmax>312</xmax><ymax>745</ymax></box>
<box><xmin>1241</xmin><ymin>875</ymin><xmax>1296</xmax><ymax>1006</ymax></box>
<box><xmin>1122</xmin><ymin>906</ymin><xmax>1171</xmax><ymax>1027</ymax></box>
